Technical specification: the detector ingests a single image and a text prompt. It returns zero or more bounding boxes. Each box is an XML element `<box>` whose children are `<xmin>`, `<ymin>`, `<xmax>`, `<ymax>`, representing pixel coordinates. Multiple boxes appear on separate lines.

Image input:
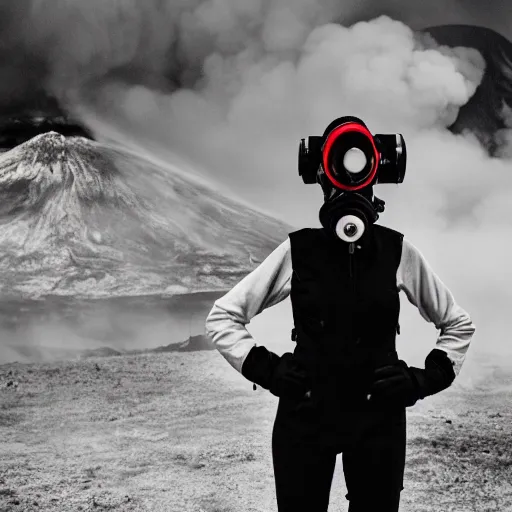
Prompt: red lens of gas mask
<box><xmin>322</xmin><ymin>122</ymin><xmax>380</xmax><ymax>191</ymax></box>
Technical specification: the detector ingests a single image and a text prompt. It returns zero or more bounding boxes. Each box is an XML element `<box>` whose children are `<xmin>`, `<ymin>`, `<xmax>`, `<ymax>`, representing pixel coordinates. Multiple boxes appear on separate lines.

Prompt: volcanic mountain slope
<box><xmin>421</xmin><ymin>24</ymin><xmax>512</xmax><ymax>154</ymax></box>
<box><xmin>0</xmin><ymin>132</ymin><xmax>291</xmax><ymax>298</ymax></box>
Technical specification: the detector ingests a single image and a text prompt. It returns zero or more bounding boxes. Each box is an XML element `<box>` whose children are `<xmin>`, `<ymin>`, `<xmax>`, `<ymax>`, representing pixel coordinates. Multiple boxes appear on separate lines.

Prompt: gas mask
<box><xmin>298</xmin><ymin>116</ymin><xmax>407</xmax><ymax>243</ymax></box>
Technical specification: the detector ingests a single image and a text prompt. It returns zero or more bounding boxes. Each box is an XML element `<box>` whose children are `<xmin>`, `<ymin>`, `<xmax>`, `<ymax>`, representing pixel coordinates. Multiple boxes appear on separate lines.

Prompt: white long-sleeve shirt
<box><xmin>205</xmin><ymin>235</ymin><xmax>475</xmax><ymax>377</ymax></box>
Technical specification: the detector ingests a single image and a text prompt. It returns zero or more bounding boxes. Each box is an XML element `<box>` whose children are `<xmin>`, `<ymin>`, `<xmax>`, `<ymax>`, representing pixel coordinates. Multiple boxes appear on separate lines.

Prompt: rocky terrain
<box><xmin>0</xmin><ymin>349</ymin><xmax>511</xmax><ymax>512</ymax></box>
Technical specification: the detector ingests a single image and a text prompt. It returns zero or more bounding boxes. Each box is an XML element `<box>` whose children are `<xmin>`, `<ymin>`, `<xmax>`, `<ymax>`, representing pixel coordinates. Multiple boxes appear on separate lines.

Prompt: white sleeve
<box><xmin>397</xmin><ymin>237</ymin><xmax>476</xmax><ymax>376</ymax></box>
<box><xmin>205</xmin><ymin>238</ymin><xmax>293</xmax><ymax>373</ymax></box>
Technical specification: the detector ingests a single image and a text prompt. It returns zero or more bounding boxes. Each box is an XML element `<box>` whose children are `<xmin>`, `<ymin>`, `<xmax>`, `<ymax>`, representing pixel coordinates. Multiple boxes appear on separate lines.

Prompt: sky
<box><xmin>0</xmin><ymin>1</ymin><xmax>512</xmax><ymax>381</ymax></box>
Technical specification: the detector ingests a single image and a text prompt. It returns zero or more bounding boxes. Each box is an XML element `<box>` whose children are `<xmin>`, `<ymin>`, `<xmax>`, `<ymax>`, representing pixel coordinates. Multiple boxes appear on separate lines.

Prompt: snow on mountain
<box><xmin>0</xmin><ymin>131</ymin><xmax>291</xmax><ymax>298</ymax></box>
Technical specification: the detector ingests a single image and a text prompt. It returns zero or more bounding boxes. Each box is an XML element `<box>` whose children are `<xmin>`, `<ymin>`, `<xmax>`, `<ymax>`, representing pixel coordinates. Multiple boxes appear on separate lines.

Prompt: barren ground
<box><xmin>1</xmin><ymin>351</ymin><xmax>511</xmax><ymax>512</ymax></box>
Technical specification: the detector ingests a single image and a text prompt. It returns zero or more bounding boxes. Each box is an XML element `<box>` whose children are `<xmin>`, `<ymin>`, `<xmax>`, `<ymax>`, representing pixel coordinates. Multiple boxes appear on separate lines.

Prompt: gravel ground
<box><xmin>1</xmin><ymin>351</ymin><xmax>511</xmax><ymax>512</ymax></box>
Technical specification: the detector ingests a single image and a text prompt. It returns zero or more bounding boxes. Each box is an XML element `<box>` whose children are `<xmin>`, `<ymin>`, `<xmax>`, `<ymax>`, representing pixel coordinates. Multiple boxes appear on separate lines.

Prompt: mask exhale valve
<box><xmin>336</xmin><ymin>214</ymin><xmax>365</xmax><ymax>243</ymax></box>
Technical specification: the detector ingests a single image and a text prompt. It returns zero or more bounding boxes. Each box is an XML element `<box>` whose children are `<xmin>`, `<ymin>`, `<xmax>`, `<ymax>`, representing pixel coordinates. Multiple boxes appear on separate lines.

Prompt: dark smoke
<box><xmin>0</xmin><ymin>0</ymin><xmax>342</xmax><ymax>112</ymax></box>
<box><xmin>0</xmin><ymin>0</ymin><xmax>509</xmax><ymax>116</ymax></box>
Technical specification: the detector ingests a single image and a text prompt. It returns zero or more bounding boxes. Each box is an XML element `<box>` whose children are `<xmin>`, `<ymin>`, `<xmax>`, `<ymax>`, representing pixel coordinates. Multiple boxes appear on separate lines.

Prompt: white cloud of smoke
<box><xmin>1</xmin><ymin>0</ymin><xmax>511</xmax><ymax>385</ymax></box>
<box><xmin>81</xmin><ymin>16</ymin><xmax>486</xmax><ymax>220</ymax></box>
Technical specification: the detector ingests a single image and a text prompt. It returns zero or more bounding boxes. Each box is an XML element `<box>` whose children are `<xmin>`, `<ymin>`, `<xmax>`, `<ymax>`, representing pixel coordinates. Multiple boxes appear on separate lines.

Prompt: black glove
<box><xmin>241</xmin><ymin>346</ymin><xmax>310</xmax><ymax>399</ymax></box>
<box><xmin>241</xmin><ymin>345</ymin><xmax>280</xmax><ymax>390</ymax></box>
<box><xmin>268</xmin><ymin>352</ymin><xmax>311</xmax><ymax>399</ymax></box>
<box><xmin>368</xmin><ymin>349</ymin><xmax>456</xmax><ymax>407</ymax></box>
<box><xmin>411</xmin><ymin>348</ymin><xmax>457</xmax><ymax>398</ymax></box>
<box><xmin>368</xmin><ymin>359</ymin><xmax>421</xmax><ymax>407</ymax></box>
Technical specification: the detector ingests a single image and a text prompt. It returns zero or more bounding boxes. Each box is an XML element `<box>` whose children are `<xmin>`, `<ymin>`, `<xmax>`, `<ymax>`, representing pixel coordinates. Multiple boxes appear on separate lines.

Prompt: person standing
<box><xmin>205</xmin><ymin>116</ymin><xmax>475</xmax><ymax>511</ymax></box>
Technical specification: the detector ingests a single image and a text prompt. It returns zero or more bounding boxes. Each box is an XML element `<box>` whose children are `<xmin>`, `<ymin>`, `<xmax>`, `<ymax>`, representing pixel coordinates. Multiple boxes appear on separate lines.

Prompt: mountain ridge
<box><xmin>0</xmin><ymin>132</ymin><xmax>291</xmax><ymax>298</ymax></box>
<box><xmin>421</xmin><ymin>24</ymin><xmax>512</xmax><ymax>153</ymax></box>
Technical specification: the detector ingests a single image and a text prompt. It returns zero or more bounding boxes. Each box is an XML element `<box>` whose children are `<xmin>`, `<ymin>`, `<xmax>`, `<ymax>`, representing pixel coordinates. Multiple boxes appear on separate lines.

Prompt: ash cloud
<box><xmin>0</xmin><ymin>0</ymin><xmax>509</xmax><ymax>105</ymax></box>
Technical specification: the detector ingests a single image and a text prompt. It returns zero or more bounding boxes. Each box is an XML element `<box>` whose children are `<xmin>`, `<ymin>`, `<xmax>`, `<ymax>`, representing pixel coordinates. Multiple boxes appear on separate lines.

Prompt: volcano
<box><xmin>0</xmin><ymin>132</ymin><xmax>291</xmax><ymax>299</ymax></box>
<box><xmin>0</xmin><ymin>131</ymin><xmax>291</xmax><ymax>362</ymax></box>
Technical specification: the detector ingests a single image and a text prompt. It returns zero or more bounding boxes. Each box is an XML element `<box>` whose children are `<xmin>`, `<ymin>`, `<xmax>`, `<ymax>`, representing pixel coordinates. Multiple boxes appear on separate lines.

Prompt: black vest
<box><xmin>288</xmin><ymin>224</ymin><xmax>404</xmax><ymax>415</ymax></box>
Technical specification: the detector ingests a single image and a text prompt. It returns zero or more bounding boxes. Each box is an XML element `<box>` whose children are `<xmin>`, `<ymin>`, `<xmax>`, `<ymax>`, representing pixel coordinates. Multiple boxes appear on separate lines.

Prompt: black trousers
<box><xmin>271</xmin><ymin>395</ymin><xmax>406</xmax><ymax>512</ymax></box>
